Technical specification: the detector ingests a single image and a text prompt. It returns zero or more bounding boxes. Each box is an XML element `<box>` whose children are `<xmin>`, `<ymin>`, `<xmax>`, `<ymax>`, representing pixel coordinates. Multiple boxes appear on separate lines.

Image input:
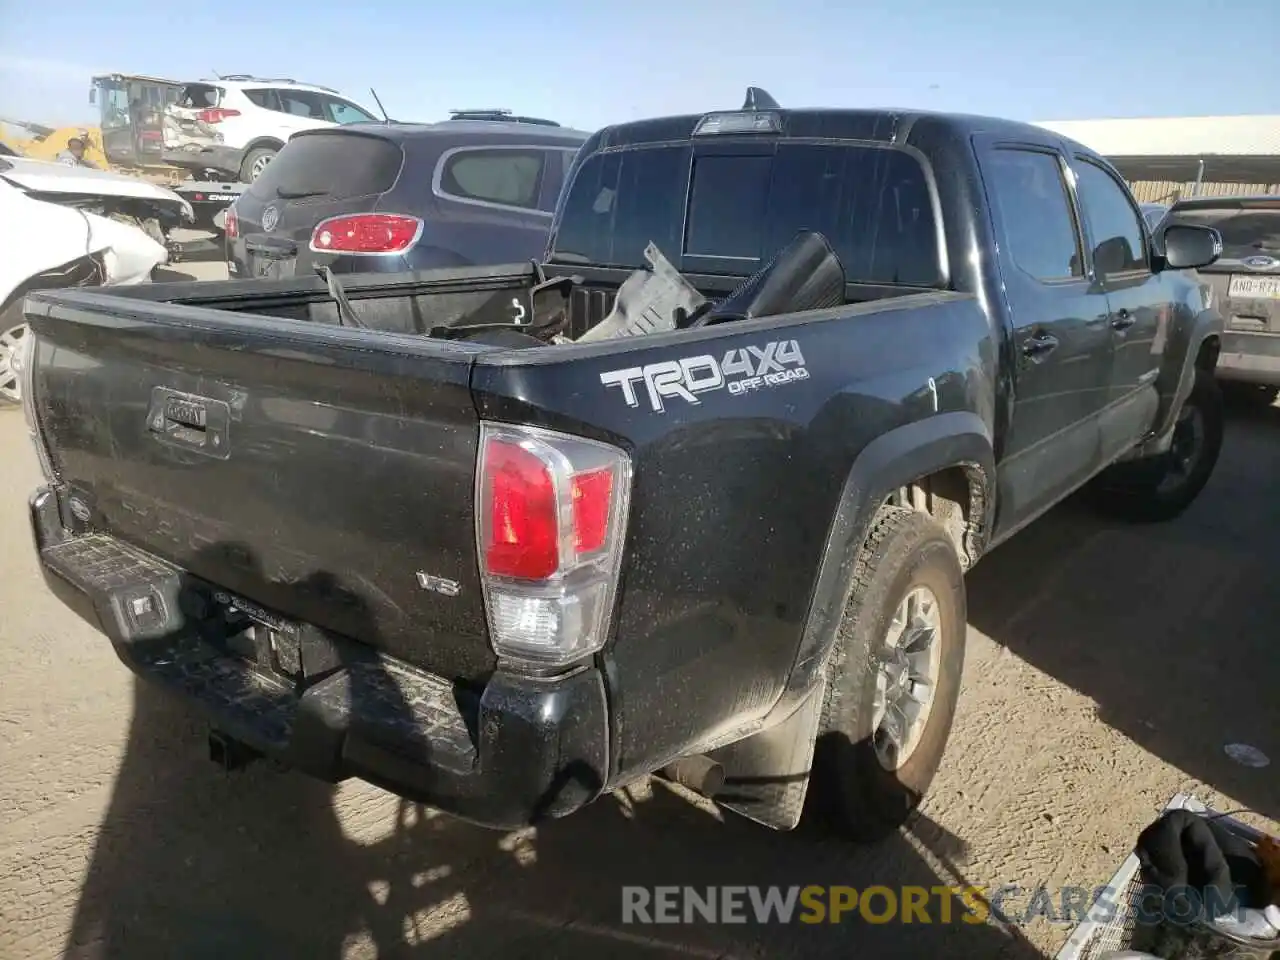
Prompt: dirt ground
<box><xmin>1</xmin><ymin>262</ymin><xmax>1278</xmax><ymax>958</ymax></box>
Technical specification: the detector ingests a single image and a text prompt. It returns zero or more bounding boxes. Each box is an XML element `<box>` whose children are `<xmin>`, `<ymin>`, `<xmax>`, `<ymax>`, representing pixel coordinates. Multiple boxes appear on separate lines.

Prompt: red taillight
<box><xmin>309</xmin><ymin>214</ymin><xmax>422</xmax><ymax>256</ymax></box>
<box><xmin>477</xmin><ymin>424</ymin><xmax>632</xmax><ymax>666</ymax></box>
<box><xmin>196</xmin><ymin>107</ymin><xmax>241</xmax><ymax>123</ymax></box>
<box><xmin>484</xmin><ymin>438</ymin><xmax>560</xmax><ymax>580</ymax></box>
<box><xmin>223</xmin><ymin>206</ymin><xmax>239</xmax><ymax>239</ymax></box>
<box><xmin>572</xmin><ymin>467</ymin><xmax>614</xmax><ymax>554</ymax></box>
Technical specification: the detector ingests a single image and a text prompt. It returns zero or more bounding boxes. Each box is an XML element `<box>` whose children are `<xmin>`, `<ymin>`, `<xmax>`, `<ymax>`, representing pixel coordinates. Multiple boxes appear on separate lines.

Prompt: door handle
<box><xmin>1111</xmin><ymin>308</ymin><xmax>1136</xmax><ymax>330</ymax></box>
<box><xmin>1022</xmin><ymin>332</ymin><xmax>1060</xmax><ymax>359</ymax></box>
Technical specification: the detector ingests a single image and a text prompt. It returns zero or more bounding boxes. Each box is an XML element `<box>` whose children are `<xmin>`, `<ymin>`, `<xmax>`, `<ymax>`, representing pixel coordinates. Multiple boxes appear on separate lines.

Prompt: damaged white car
<box><xmin>0</xmin><ymin>154</ymin><xmax>193</xmax><ymax>251</ymax></box>
<box><xmin>0</xmin><ymin>179</ymin><xmax>168</xmax><ymax>405</ymax></box>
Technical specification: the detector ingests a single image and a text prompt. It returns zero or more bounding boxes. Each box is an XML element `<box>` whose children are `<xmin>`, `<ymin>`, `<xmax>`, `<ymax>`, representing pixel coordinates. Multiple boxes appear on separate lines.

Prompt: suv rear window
<box><xmin>551</xmin><ymin>141</ymin><xmax>943</xmax><ymax>287</ymax></box>
<box><xmin>1169</xmin><ymin>202</ymin><xmax>1280</xmax><ymax>259</ymax></box>
<box><xmin>246</xmin><ymin>132</ymin><xmax>403</xmax><ymax>201</ymax></box>
<box><xmin>176</xmin><ymin>84</ymin><xmax>220</xmax><ymax>109</ymax></box>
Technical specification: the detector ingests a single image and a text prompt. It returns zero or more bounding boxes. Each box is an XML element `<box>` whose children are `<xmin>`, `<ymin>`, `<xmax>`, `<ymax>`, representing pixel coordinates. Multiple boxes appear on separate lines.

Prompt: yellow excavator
<box><xmin>0</xmin><ymin>119</ymin><xmax>110</xmax><ymax>169</ymax></box>
<box><xmin>0</xmin><ymin>73</ymin><xmax>187</xmax><ymax>182</ymax></box>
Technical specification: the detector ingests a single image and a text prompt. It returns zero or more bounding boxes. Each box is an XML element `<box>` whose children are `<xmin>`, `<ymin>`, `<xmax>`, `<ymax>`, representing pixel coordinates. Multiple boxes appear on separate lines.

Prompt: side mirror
<box><xmin>1161</xmin><ymin>223</ymin><xmax>1223</xmax><ymax>270</ymax></box>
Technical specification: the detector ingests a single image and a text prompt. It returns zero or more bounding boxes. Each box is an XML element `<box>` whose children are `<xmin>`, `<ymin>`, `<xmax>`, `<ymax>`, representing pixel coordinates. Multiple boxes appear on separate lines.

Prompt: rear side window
<box><xmin>243</xmin><ymin>88</ymin><xmax>277</xmax><ymax>110</ymax></box>
<box><xmin>982</xmin><ymin>149</ymin><xmax>1083</xmax><ymax>281</ymax></box>
<box><xmin>246</xmin><ymin>133</ymin><xmax>403</xmax><ymax>201</ymax></box>
<box><xmin>177</xmin><ymin>84</ymin><xmax>220</xmax><ymax>109</ymax></box>
<box><xmin>438</xmin><ymin>148</ymin><xmax>546</xmax><ymax>210</ymax></box>
<box><xmin>552</xmin><ymin>142</ymin><xmax>943</xmax><ymax>286</ymax></box>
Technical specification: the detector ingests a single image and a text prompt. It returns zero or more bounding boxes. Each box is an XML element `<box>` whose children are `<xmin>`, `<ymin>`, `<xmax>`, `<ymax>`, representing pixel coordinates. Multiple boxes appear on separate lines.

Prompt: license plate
<box><xmin>249</xmin><ymin>256</ymin><xmax>292</xmax><ymax>280</ymax></box>
<box><xmin>1228</xmin><ymin>275</ymin><xmax>1280</xmax><ymax>300</ymax></box>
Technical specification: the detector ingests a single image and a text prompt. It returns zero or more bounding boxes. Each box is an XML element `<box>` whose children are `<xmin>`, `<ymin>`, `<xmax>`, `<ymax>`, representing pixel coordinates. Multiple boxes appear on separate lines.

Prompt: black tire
<box><xmin>805</xmin><ymin>505</ymin><xmax>967</xmax><ymax>842</ymax></box>
<box><xmin>1087</xmin><ymin>367</ymin><xmax>1224</xmax><ymax>523</ymax></box>
<box><xmin>239</xmin><ymin>147</ymin><xmax>277</xmax><ymax>184</ymax></box>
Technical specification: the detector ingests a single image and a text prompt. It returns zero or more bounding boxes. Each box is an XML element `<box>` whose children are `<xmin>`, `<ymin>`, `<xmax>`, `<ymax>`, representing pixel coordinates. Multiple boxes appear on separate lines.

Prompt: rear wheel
<box><xmin>239</xmin><ymin>147</ymin><xmax>277</xmax><ymax>184</ymax></box>
<box><xmin>1087</xmin><ymin>367</ymin><xmax>1224</xmax><ymax>523</ymax></box>
<box><xmin>806</xmin><ymin>505</ymin><xmax>967</xmax><ymax>842</ymax></box>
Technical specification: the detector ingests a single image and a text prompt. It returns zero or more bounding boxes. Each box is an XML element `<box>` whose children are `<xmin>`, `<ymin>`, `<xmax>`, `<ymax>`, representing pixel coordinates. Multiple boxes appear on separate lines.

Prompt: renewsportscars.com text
<box><xmin>621</xmin><ymin>884</ymin><xmax>1252</xmax><ymax>926</ymax></box>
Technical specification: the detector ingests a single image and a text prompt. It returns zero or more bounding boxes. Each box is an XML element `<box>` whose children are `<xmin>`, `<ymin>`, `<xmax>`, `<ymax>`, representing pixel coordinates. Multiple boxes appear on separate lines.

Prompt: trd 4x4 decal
<box><xmin>600</xmin><ymin>340</ymin><xmax>809</xmax><ymax>413</ymax></box>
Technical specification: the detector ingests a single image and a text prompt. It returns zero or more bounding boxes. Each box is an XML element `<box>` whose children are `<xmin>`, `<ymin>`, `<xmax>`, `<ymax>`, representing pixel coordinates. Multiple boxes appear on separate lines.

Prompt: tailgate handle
<box><xmin>147</xmin><ymin>388</ymin><xmax>232</xmax><ymax>459</ymax></box>
<box><xmin>245</xmin><ymin>237</ymin><xmax>298</xmax><ymax>259</ymax></box>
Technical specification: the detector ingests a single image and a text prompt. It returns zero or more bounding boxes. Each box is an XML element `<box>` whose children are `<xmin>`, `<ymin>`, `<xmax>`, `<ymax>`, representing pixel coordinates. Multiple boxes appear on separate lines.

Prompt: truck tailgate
<box><xmin>24</xmin><ymin>291</ymin><xmax>496</xmax><ymax>683</ymax></box>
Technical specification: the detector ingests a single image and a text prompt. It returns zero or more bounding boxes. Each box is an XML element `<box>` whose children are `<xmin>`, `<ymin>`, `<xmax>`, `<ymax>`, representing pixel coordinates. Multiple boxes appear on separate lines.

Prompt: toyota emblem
<box><xmin>261</xmin><ymin>205</ymin><xmax>280</xmax><ymax>232</ymax></box>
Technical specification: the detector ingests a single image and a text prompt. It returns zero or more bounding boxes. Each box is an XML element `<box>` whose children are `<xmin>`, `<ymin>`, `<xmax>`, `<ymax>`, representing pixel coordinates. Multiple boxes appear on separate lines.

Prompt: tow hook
<box><xmin>208</xmin><ymin>729</ymin><xmax>261</xmax><ymax>772</ymax></box>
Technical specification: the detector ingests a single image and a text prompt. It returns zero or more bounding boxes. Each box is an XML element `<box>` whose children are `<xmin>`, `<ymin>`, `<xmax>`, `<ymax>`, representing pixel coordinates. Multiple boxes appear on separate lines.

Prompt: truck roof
<box><xmin>587</xmin><ymin>106</ymin><xmax>1093</xmax><ymax>154</ymax></box>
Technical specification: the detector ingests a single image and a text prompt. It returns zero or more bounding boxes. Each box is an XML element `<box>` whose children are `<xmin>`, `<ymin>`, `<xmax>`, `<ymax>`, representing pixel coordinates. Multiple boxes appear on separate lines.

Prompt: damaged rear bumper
<box><xmin>162</xmin><ymin>145</ymin><xmax>243</xmax><ymax>178</ymax></box>
<box><xmin>29</xmin><ymin>486</ymin><xmax>610</xmax><ymax>829</ymax></box>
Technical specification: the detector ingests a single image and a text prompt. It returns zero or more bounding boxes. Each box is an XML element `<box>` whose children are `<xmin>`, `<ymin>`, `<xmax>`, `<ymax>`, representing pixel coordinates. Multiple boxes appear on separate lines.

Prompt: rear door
<box><xmin>230</xmin><ymin>130</ymin><xmax>405</xmax><ymax>279</ymax></box>
<box><xmin>1173</xmin><ymin>197</ymin><xmax>1280</xmax><ymax>335</ymax></box>
<box><xmin>974</xmin><ymin>137</ymin><xmax>1114</xmax><ymax>536</ymax></box>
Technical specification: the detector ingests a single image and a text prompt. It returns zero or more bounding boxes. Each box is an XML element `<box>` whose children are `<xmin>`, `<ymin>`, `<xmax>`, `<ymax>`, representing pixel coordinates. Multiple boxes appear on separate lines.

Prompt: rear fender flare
<box><xmin>765</xmin><ymin>411</ymin><xmax>994</xmax><ymax>726</ymax></box>
<box><xmin>1141</xmin><ymin>305</ymin><xmax>1223</xmax><ymax>451</ymax></box>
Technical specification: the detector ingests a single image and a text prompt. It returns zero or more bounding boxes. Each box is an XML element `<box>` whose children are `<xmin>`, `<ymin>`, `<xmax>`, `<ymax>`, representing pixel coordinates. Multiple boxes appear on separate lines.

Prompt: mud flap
<box><xmin>707</xmin><ymin>682</ymin><xmax>825</xmax><ymax>831</ymax></box>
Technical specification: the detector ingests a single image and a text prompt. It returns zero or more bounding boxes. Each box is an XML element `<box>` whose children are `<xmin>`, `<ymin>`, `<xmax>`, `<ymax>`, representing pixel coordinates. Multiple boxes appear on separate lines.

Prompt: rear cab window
<box><xmin>246</xmin><ymin>133</ymin><xmax>404</xmax><ymax>201</ymax></box>
<box><xmin>550</xmin><ymin>138</ymin><xmax>944</xmax><ymax>288</ymax></box>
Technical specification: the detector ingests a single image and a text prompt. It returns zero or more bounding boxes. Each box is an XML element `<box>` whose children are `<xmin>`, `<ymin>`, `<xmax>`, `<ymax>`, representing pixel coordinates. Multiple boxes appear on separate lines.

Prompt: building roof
<box><xmin>1034</xmin><ymin>115</ymin><xmax>1280</xmax><ymax>158</ymax></box>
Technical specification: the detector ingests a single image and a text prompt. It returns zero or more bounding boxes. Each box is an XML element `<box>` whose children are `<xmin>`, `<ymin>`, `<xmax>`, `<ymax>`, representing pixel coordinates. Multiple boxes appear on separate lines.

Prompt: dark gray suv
<box><xmin>1167</xmin><ymin>195</ymin><xmax>1280</xmax><ymax>403</ymax></box>
<box><xmin>225</xmin><ymin>110</ymin><xmax>589</xmax><ymax>279</ymax></box>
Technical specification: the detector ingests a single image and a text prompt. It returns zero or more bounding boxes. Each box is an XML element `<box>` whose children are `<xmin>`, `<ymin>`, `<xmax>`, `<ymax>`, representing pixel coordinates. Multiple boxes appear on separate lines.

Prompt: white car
<box><xmin>0</xmin><ymin>154</ymin><xmax>193</xmax><ymax>246</ymax></box>
<box><xmin>0</xmin><ymin>179</ymin><xmax>167</xmax><ymax>405</ymax></box>
<box><xmin>162</xmin><ymin>76</ymin><xmax>382</xmax><ymax>184</ymax></box>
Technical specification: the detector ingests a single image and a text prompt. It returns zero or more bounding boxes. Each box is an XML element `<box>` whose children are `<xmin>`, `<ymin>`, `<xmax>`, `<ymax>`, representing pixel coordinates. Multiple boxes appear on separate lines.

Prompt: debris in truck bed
<box><xmin>574</xmin><ymin>242</ymin><xmax>705</xmax><ymax>342</ymax></box>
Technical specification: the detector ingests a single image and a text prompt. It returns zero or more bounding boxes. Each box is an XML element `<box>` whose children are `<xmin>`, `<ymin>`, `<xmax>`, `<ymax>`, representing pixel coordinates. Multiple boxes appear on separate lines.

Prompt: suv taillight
<box><xmin>196</xmin><ymin>108</ymin><xmax>240</xmax><ymax>123</ymax></box>
<box><xmin>476</xmin><ymin>423</ymin><xmax>632</xmax><ymax>667</ymax></box>
<box><xmin>309</xmin><ymin>214</ymin><xmax>423</xmax><ymax>256</ymax></box>
<box><xmin>223</xmin><ymin>206</ymin><xmax>239</xmax><ymax>239</ymax></box>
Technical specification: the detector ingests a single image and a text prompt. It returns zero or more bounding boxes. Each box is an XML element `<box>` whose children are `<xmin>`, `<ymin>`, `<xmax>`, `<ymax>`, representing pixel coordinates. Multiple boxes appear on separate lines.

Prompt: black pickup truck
<box><xmin>17</xmin><ymin>90</ymin><xmax>1227</xmax><ymax>842</ymax></box>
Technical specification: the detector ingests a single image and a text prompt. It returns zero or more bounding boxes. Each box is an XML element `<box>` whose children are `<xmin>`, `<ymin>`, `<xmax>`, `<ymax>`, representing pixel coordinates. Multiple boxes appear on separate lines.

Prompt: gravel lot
<box><xmin>1</xmin><ymin>257</ymin><xmax>1278</xmax><ymax>959</ymax></box>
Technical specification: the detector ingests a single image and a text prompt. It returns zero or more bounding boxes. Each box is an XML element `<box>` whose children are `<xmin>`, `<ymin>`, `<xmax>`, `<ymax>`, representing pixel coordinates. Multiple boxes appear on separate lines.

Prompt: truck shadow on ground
<box><xmin>64</xmin><ymin>679</ymin><xmax>1047</xmax><ymax>960</ymax></box>
<box><xmin>965</xmin><ymin>395</ymin><xmax>1280</xmax><ymax>825</ymax></box>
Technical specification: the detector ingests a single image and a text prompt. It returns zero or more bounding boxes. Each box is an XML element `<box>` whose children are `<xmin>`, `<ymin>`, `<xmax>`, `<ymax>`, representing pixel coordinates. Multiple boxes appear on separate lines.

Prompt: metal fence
<box><xmin>1126</xmin><ymin>179</ymin><xmax>1280</xmax><ymax>203</ymax></box>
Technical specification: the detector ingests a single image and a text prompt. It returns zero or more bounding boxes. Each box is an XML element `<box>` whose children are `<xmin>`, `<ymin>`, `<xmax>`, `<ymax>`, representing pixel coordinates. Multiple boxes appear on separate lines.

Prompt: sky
<box><xmin>1</xmin><ymin>0</ymin><xmax>1277</xmax><ymax>132</ymax></box>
